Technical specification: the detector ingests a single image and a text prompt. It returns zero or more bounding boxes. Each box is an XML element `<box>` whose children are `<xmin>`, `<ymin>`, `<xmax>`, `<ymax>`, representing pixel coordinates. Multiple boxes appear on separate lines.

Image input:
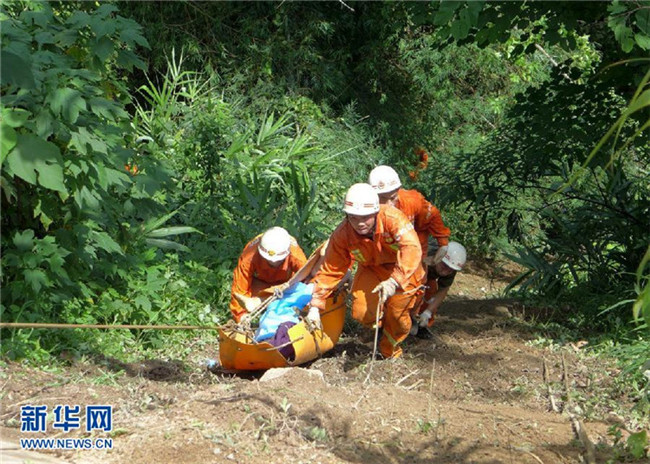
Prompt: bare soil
<box><xmin>0</xmin><ymin>264</ymin><xmax>643</xmax><ymax>463</ymax></box>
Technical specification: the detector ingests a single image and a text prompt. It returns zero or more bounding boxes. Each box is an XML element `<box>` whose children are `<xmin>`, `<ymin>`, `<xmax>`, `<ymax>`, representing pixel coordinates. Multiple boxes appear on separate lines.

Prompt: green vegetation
<box><xmin>1</xmin><ymin>0</ymin><xmax>648</xmax><ymax>423</ymax></box>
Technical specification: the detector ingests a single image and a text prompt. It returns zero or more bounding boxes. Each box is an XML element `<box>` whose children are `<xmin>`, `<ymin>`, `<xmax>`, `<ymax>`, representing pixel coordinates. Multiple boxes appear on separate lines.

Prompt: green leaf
<box><xmin>34</xmin><ymin>199</ymin><xmax>55</xmax><ymax>230</ymax></box>
<box><xmin>145</xmin><ymin>238</ymin><xmax>190</xmax><ymax>253</ymax></box>
<box><xmin>636</xmin><ymin>8</ymin><xmax>650</xmax><ymax>35</ymax></box>
<box><xmin>120</xmin><ymin>26</ymin><xmax>150</xmax><ymax>48</ymax></box>
<box><xmin>88</xmin><ymin>97</ymin><xmax>126</xmax><ymax>120</ymax></box>
<box><xmin>91</xmin><ymin>231</ymin><xmax>124</xmax><ymax>255</ymax></box>
<box><xmin>634</xmin><ymin>33</ymin><xmax>650</xmax><ymax>50</ymax></box>
<box><xmin>92</xmin><ymin>19</ymin><xmax>116</xmax><ymax>38</ymax></box>
<box><xmin>1</xmin><ymin>124</ymin><xmax>17</xmax><ymax>165</ymax></box>
<box><xmin>105</xmin><ymin>167</ymin><xmax>131</xmax><ymax>188</ymax></box>
<box><xmin>610</xmin><ymin>19</ymin><xmax>635</xmax><ymax>52</ymax></box>
<box><xmin>95</xmin><ymin>4</ymin><xmax>119</xmax><ymax>17</ymax></box>
<box><xmin>626</xmin><ymin>89</ymin><xmax>650</xmax><ymax>115</ymax></box>
<box><xmin>49</xmin><ymin>88</ymin><xmax>86</xmax><ymax>123</ymax></box>
<box><xmin>2</xmin><ymin>107</ymin><xmax>31</xmax><ymax>128</ymax></box>
<box><xmin>24</xmin><ymin>269</ymin><xmax>50</xmax><ymax>293</ymax></box>
<box><xmin>459</xmin><ymin>8</ymin><xmax>475</xmax><ymax>34</ymax></box>
<box><xmin>73</xmin><ymin>186</ymin><xmax>100</xmax><ymax>211</ymax></box>
<box><xmin>91</xmin><ymin>36</ymin><xmax>114</xmax><ymax>61</ymax></box>
<box><xmin>21</xmin><ymin>10</ymin><xmax>52</xmax><ymax>28</ymax></box>
<box><xmin>466</xmin><ymin>1</ymin><xmax>484</xmax><ymax>24</ymax></box>
<box><xmin>134</xmin><ymin>295</ymin><xmax>151</xmax><ymax>312</ymax></box>
<box><xmin>450</xmin><ymin>17</ymin><xmax>471</xmax><ymax>40</ymax></box>
<box><xmin>433</xmin><ymin>8</ymin><xmax>456</xmax><ymax>26</ymax></box>
<box><xmin>67</xmin><ymin>10</ymin><xmax>91</xmax><ymax>28</ymax></box>
<box><xmin>146</xmin><ymin>226</ymin><xmax>201</xmax><ymax>238</ymax></box>
<box><xmin>13</xmin><ymin>230</ymin><xmax>35</xmax><ymax>252</ymax></box>
<box><xmin>607</xmin><ymin>2</ymin><xmax>627</xmax><ymax>15</ymax></box>
<box><xmin>6</xmin><ymin>134</ymin><xmax>67</xmax><ymax>193</ymax></box>
<box><xmin>142</xmin><ymin>209</ymin><xmax>181</xmax><ymax>235</ymax></box>
<box><xmin>116</xmin><ymin>49</ymin><xmax>146</xmax><ymax>72</ymax></box>
<box><xmin>35</xmin><ymin>110</ymin><xmax>55</xmax><ymax>138</ymax></box>
<box><xmin>69</xmin><ymin>127</ymin><xmax>108</xmax><ymax>155</ymax></box>
<box><xmin>53</xmin><ymin>29</ymin><xmax>78</xmax><ymax>47</ymax></box>
<box><xmin>34</xmin><ymin>31</ymin><xmax>56</xmax><ymax>45</ymax></box>
<box><xmin>0</xmin><ymin>51</ymin><xmax>35</xmax><ymax>89</ymax></box>
<box><xmin>626</xmin><ymin>430</ymin><xmax>648</xmax><ymax>459</ymax></box>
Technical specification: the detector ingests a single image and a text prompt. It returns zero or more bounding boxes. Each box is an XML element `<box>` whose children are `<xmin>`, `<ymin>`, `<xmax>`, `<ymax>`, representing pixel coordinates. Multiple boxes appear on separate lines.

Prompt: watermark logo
<box><xmin>20</xmin><ymin>405</ymin><xmax>47</xmax><ymax>433</ymax></box>
<box><xmin>20</xmin><ymin>404</ymin><xmax>114</xmax><ymax>450</ymax></box>
<box><xmin>87</xmin><ymin>405</ymin><xmax>112</xmax><ymax>432</ymax></box>
<box><xmin>53</xmin><ymin>405</ymin><xmax>81</xmax><ymax>432</ymax></box>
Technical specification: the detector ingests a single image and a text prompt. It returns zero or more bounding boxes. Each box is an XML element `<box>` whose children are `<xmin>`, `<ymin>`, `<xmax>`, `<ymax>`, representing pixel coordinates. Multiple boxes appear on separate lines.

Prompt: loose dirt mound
<box><xmin>0</xmin><ymin>268</ymin><xmax>636</xmax><ymax>463</ymax></box>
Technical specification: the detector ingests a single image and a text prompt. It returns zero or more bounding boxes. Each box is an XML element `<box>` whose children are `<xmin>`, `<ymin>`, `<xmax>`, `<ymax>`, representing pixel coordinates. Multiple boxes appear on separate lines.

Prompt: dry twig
<box><xmin>562</xmin><ymin>352</ymin><xmax>597</xmax><ymax>464</ymax></box>
<box><xmin>395</xmin><ymin>369</ymin><xmax>420</xmax><ymax>387</ymax></box>
<box><xmin>561</xmin><ymin>352</ymin><xmax>570</xmax><ymax>403</ymax></box>
<box><xmin>542</xmin><ymin>358</ymin><xmax>560</xmax><ymax>413</ymax></box>
<box><xmin>526</xmin><ymin>450</ymin><xmax>545</xmax><ymax>464</ymax></box>
<box><xmin>405</xmin><ymin>379</ymin><xmax>424</xmax><ymax>391</ymax></box>
<box><xmin>569</xmin><ymin>413</ymin><xmax>597</xmax><ymax>464</ymax></box>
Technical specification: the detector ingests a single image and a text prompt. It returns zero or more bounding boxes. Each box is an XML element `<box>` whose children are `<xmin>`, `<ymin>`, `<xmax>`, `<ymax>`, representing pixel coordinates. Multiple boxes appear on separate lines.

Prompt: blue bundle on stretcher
<box><xmin>254</xmin><ymin>282</ymin><xmax>314</xmax><ymax>342</ymax></box>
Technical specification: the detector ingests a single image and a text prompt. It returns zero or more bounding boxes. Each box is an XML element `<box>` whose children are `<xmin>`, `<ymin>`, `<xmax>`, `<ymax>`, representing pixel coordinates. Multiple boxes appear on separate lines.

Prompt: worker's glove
<box><xmin>243</xmin><ymin>296</ymin><xmax>262</xmax><ymax>312</ymax></box>
<box><xmin>372</xmin><ymin>277</ymin><xmax>399</xmax><ymax>302</ymax></box>
<box><xmin>271</xmin><ymin>282</ymin><xmax>291</xmax><ymax>299</ymax></box>
<box><xmin>234</xmin><ymin>293</ymin><xmax>262</xmax><ymax>312</ymax></box>
<box><xmin>305</xmin><ymin>306</ymin><xmax>322</xmax><ymax>330</ymax></box>
<box><xmin>409</xmin><ymin>318</ymin><xmax>419</xmax><ymax>336</ymax></box>
<box><xmin>419</xmin><ymin>309</ymin><xmax>432</xmax><ymax>327</ymax></box>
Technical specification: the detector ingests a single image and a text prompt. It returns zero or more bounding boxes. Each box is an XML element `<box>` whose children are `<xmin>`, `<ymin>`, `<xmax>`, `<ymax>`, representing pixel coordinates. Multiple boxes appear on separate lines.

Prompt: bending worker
<box><xmin>306</xmin><ymin>183</ymin><xmax>425</xmax><ymax>359</ymax></box>
<box><xmin>368</xmin><ymin>165</ymin><xmax>455</xmax><ymax>335</ymax></box>
<box><xmin>230</xmin><ymin>226</ymin><xmax>307</xmax><ymax>323</ymax></box>
<box><xmin>416</xmin><ymin>241</ymin><xmax>467</xmax><ymax>330</ymax></box>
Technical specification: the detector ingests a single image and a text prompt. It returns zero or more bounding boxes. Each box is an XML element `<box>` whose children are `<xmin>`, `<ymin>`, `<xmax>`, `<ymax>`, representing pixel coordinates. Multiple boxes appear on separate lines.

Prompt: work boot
<box><xmin>416</xmin><ymin>326</ymin><xmax>434</xmax><ymax>340</ymax></box>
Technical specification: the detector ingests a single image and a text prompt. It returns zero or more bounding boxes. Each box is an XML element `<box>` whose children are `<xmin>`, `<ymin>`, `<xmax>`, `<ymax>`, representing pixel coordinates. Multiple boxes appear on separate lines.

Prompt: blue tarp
<box><xmin>254</xmin><ymin>282</ymin><xmax>313</xmax><ymax>342</ymax></box>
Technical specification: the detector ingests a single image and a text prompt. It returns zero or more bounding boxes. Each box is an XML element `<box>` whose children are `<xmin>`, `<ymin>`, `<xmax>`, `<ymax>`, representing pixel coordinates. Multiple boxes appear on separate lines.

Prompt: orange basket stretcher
<box><xmin>218</xmin><ymin>294</ymin><xmax>345</xmax><ymax>371</ymax></box>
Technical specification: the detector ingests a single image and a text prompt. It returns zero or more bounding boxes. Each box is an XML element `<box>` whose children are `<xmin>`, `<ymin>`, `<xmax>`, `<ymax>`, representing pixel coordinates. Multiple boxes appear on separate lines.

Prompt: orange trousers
<box><xmin>351</xmin><ymin>264</ymin><xmax>425</xmax><ymax>358</ymax></box>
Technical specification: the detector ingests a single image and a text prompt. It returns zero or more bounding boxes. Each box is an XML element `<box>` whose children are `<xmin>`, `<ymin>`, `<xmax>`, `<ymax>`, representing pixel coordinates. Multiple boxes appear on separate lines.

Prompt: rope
<box><xmin>0</xmin><ymin>322</ymin><xmax>219</xmax><ymax>331</ymax></box>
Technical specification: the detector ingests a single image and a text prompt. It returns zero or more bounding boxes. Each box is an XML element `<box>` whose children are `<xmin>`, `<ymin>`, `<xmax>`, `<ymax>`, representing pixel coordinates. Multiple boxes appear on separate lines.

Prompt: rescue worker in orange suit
<box><xmin>368</xmin><ymin>165</ymin><xmax>450</xmax><ymax>255</ymax></box>
<box><xmin>412</xmin><ymin>241</ymin><xmax>467</xmax><ymax>336</ymax></box>
<box><xmin>368</xmin><ymin>165</ymin><xmax>456</xmax><ymax>338</ymax></box>
<box><xmin>306</xmin><ymin>183</ymin><xmax>425</xmax><ymax>359</ymax></box>
<box><xmin>230</xmin><ymin>227</ymin><xmax>307</xmax><ymax>323</ymax></box>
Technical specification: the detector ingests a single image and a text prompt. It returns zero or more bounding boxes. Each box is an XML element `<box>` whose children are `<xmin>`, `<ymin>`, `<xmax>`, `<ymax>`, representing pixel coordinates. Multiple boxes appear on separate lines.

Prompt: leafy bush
<box><xmin>0</xmin><ymin>2</ymin><xmax>196</xmax><ymax>357</ymax></box>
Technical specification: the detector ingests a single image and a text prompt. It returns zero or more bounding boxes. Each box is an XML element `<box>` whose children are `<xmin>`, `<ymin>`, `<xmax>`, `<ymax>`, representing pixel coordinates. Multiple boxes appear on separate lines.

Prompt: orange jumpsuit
<box><xmin>395</xmin><ymin>188</ymin><xmax>450</xmax><ymax>254</ymax></box>
<box><xmin>310</xmin><ymin>205</ymin><xmax>425</xmax><ymax>359</ymax></box>
<box><xmin>394</xmin><ymin>188</ymin><xmax>451</xmax><ymax>318</ymax></box>
<box><xmin>229</xmin><ymin>234</ymin><xmax>307</xmax><ymax>322</ymax></box>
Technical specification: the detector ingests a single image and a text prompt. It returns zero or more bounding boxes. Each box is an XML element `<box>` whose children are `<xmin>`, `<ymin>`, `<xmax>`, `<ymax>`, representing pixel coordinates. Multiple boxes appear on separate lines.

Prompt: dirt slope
<box><xmin>0</xmin><ymin>265</ymin><xmax>638</xmax><ymax>463</ymax></box>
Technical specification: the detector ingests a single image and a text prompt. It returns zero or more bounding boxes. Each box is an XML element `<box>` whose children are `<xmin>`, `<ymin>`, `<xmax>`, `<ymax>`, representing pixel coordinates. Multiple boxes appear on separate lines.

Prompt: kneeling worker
<box><xmin>415</xmin><ymin>241</ymin><xmax>467</xmax><ymax>334</ymax></box>
<box><xmin>230</xmin><ymin>227</ymin><xmax>307</xmax><ymax>323</ymax></box>
<box><xmin>306</xmin><ymin>183</ymin><xmax>425</xmax><ymax>359</ymax></box>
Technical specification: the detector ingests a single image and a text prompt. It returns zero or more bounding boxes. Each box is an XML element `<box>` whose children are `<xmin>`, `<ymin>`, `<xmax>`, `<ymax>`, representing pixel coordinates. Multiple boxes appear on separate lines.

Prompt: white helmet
<box><xmin>343</xmin><ymin>183</ymin><xmax>380</xmax><ymax>215</ymax></box>
<box><xmin>442</xmin><ymin>241</ymin><xmax>466</xmax><ymax>271</ymax></box>
<box><xmin>258</xmin><ymin>227</ymin><xmax>291</xmax><ymax>262</ymax></box>
<box><xmin>368</xmin><ymin>165</ymin><xmax>402</xmax><ymax>194</ymax></box>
